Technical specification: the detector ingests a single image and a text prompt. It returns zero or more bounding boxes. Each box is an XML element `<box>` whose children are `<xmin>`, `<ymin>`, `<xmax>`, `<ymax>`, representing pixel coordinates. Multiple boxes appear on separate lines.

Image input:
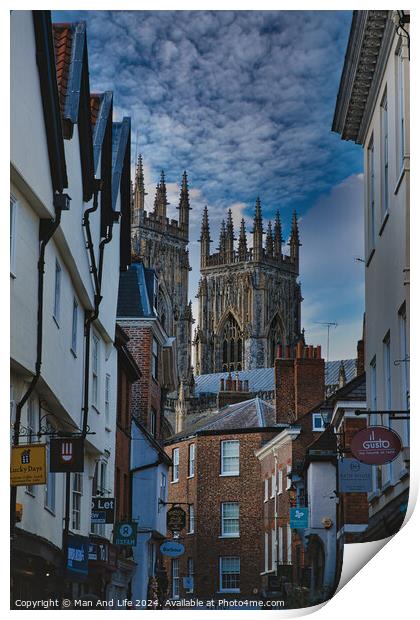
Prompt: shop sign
<box><xmin>339</xmin><ymin>458</ymin><xmax>372</xmax><ymax>492</ymax></box>
<box><xmin>289</xmin><ymin>507</ymin><xmax>308</xmax><ymax>529</ymax></box>
<box><xmin>114</xmin><ymin>521</ymin><xmax>137</xmax><ymax>546</ymax></box>
<box><xmin>50</xmin><ymin>437</ymin><xmax>84</xmax><ymax>473</ymax></box>
<box><xmin>166</xmin><ymin>506</ymin><xmax>186</xmax><ymax>532</ymax></box>
<box><xmin>11</xmin><ymin>444</ymin><xmax>46</xmax><ymax>486</ymax></box>
<box><xmin>160</xmin><ymin>540</ymin><xmax>185</xmax><ymax>558</ymax></box>
<box><xmin>88</xmin><ymin>540</ymin><xmax>109</xmax><ymax>565</ymax></box>
<box><xmin>91</xmin><ymin>497</ymin><xmax>115</xmax><ymax>524</ymax></box>
<box><xmin>350</xmin><ymin>426</ymin><xmax>402</xmax><ymax>465</ymax></box>
<box><xmin>67</xmin><ymin>534</ymin><xmax>89</xmax><ymax>576</ymax></box>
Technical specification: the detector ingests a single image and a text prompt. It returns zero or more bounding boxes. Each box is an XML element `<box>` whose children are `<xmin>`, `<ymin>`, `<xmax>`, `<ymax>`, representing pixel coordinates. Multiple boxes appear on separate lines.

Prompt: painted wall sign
<box><xmin>166</xmin><ymin>506</ymin><xmax>186</xmax><ymax>532</ymax></box>
<box><xmin>350</xmin><ymin>426</ymin><xmax>402</xmax><ymax>465</ymax></box>
<box><xmin>50</xmin><ymin>437</ymin><xmax>84</xmax><ymax>473</ymax></box>
<box><xmin>10</xmin><ymin>444</ymin><xmax>46</xmax><ymax>486</ymax></box>
<box><xmin>289</xmin><ymin>507</ymin><xmax>309</xmax><ymax>529</ymax></box>
<box><xmin>114</xmin><ymin>521</ymin><xmax>137</xmax><ymax>546</ymax></box>
<box><xmin>91</xmin><ymin>497</ymin><xmax>115</xmax><ymax>524</ymax></box>
<box><xmin>160</xmin><ymin>540</ymin><xmax>185</xmax><ymax>558</ymax></box>
<box><xmin>339</xmin><ymin>458</ymin><xmax>372</xmax><ymax>492</ymax></box>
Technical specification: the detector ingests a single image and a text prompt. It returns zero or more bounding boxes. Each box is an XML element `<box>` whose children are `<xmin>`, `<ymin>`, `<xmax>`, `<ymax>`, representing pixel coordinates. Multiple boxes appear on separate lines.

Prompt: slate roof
<box><xmin>117</xmin><ymin>262</ymin><xmax>156</xmax><ymax>319</ymax></box>
<box><xmin>193</xmin><ymin>360</ymin><xmax>358</xmax><ymax>395</ymax></box>
<box><xmin>91</xmin><ymin>91</ymin><xmax>113</xmax><ymax>173</ymax></box>
<box><xmin>112</xmin><ymin>117</ymin><xmax>131</xmax><ymax>209</ymax></box>
<box><xmin>168</xmin><ymin>397</ymin><xmax>286</xmax><ymax>443</ymax></box>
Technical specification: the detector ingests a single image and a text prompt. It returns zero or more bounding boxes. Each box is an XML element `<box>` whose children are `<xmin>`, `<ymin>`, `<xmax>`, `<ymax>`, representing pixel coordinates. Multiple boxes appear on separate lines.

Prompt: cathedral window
<box><xmin>221</xmin><ymin>315</ymin><xmax>242</xmax><ymax>371</ymax></box>
<box><xmin>268</xmin><ymin>315</ymin><xmax>284</xmax><ymax>366</ymax></box>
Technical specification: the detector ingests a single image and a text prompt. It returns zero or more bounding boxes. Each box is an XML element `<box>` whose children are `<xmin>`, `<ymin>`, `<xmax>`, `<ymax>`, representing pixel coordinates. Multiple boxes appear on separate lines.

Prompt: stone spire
<box><xmin>252</xmin><ymin>197</ymin><xmax>264</xmax><ymax>261</ymax></box>
<box><xmin>289</xmin><ymin>210</ymin><xmax>300</xmax><ymax>266</ymax></box>
<box><xmin>274</xmin><ymin>210</ymin><xmax>282</xmax><ymax>259</ymax></box>
<box><xmin>238</xmin><ymin>218</ymin><xmax>248</xmax><ymax>261</ymax></box>
<box><xmin>225</xmin><ymin>208</ymin><xmax>235</xmax><ymax>262</ymax></box>
<box><xmin>266</xmin><ymin>220</ymin><xmax>274</xmax><ymax>257</ymax></box>
<box><xmin>218</xmin><ymin>219</ymin><xmax>226</xmax><ymax>261</ymax></box>
<box><xmin>154</xmin><ymin>170</ymin><xmax>168</xmax><ymax>221</ymax></box>
<box><xmin>175</xmin><ymin>381</ymin><xmax>188</xmax><ymax>433</ymax></box>
<box><xmin>178</xmin><ymin>170</ymin><xmax>191</xmax><ymax>237</ymax></box>
<box><xmin>199</xmin><ymin>206</ymin><xmax>211</xmax><ymax>268</ymax></box>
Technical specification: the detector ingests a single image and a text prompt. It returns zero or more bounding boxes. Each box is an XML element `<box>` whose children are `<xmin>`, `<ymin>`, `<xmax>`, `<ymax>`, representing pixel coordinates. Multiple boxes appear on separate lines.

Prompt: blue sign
<box><xmin>67</xmin><ymin>534</ymin><xmax>89</xmax><ymax>576</ymax></box>
<box><xmin>339</xmin><ymin>458</ymin><xmax>372</xmax><ymax>493</ymax></box>
<box><xmin>289</xmin><ymin>507</ymin><xmax>308</xmax><ymax>529</ymax></box>
<box><xmin>114</xmin><ymin>521</ymin><xmax>137</xmax><ymax>546</ymax></box>
<box><xmin>160</xmin><ymin>540</ymin><xmax>185</xmax><ymax>558</ymax></box>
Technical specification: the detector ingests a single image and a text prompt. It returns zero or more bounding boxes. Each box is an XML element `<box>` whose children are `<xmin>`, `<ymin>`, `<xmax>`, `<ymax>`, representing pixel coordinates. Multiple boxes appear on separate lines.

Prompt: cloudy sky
<box><xmin>54</xmin><ymin>9</ymin><xmax>365</xmax><ymax>360</ymax></box>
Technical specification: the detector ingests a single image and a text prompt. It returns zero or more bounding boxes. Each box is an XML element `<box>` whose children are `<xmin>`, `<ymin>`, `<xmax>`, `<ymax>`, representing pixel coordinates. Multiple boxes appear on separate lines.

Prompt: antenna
<box><xmin>315</xmin><ymin>321</ymin><xmax>338</xmax><ymax>363</ymax></box>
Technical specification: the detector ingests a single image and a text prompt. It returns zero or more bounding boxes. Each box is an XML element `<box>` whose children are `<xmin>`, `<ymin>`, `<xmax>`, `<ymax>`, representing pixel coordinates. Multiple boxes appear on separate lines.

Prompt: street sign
<box><xmin>167</xmin><ymin>506</ymin><xmax>186</xmax><ymax>532</ymax></box>
<box><xmin>289</xmin><ymin>507</ymin><xmax>308</xmax><ymax>529</ymax></box>
<box><xmin>50</xmin><ymin>437</ymin><xmax>84</xmax><ymax>473</ymax></box>
<box><xmin>67</xmin><ymin>534</ymin><xmax>89</xmax><ymax>577</ymax></box>
<box><xmin>339</xmin><ymin>458</ymin><xmax>372</xmax><ymax>492</ymax></box>
<box><xmin>160</xmin><ymin>540</ymin><xmax>185</xmax><ymax>558</ymax></box>
<box><xmin>183</xmin><ymin>576</ymin><xmax>194</xmax><ymax>591</ymax></box>
<box><xmin>91</xmin><ymin>497</ymin><xmax>115</xmax><ymax>524</ymax></box>
<box><xmin>11</xmin><ymin>444</ymin><xmax>46</xmax><ymax>486</ymax></box>
<box><xmin>114</xmin><ymin>521</ymin><xmax>137</xmax><ymax>546</ymax></box>
<box><xmin>350</xmin><ymin>426</ymin><xmax>402</xmax><ymax>465</ymax></box>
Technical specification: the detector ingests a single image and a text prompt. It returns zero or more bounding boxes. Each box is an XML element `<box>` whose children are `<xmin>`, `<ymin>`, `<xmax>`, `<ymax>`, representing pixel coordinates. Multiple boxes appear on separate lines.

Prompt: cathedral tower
<box><xmin>131</xmin><ymin>161</ymin><xmax>193</xmax><ymax>388</ymax></box>
<box><xmin>194</xmin><ymin>199</ymin><xmax>303</xmax><ymax>374</ymax></box>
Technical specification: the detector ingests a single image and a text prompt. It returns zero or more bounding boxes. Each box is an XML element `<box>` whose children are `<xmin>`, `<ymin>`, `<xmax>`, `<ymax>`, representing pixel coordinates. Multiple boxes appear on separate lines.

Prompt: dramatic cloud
<box><xmin>54</xmin><ymin>9</ymin><xmax>364</xmax><ymax>357</ymax></box>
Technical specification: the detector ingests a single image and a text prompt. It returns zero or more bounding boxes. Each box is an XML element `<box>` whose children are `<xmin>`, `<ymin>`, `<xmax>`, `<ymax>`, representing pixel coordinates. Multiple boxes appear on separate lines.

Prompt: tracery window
<box><xmin>221</xmin><ymin>315</ymin><xmax>242</xmax><ymax>372</ymax></box>
<box><xmin>268</xmin><ymin>315</ymin><xmax>284</xmax><ymax>366</ymax></box>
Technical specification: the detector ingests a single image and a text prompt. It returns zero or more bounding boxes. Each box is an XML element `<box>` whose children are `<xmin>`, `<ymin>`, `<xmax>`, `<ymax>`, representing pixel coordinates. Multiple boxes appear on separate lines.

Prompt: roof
<box><xmin>53</xmin><ymin>24</ymin><xmax>73</xmax><ymax>115</ymax></box>
<box><xmin>167</xmin><ymin>397</ymin><xmax>286</xmax><ymax>443</ymax></box>
<box><xmin>112</xmin><ymin>117</ymin><xmax>131</xmax><ymax>209</ymax></box>
<box><xmin>117</xmin><ymin>262</ymin><xmax>156</xmax><ymax>319</ymax></box>
<box><xmin>91</xmin><ymin>91</ymin><xmax>113</xmax><ymax>173</ymax></box>
<box><xmin>193</xmin><ymin>360</ymin><xmax>358</xmax><ymax>395</ymax></box>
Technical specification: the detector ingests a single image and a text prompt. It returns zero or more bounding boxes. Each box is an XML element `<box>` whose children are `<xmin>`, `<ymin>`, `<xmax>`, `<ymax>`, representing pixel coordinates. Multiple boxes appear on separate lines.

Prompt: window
<box><xmin>45</xmin><ymin>439</ymin><xmax>56</xmax><ymax>512</ymax></box>
<box><xmin>221</xmin><ymin>502</ymin><xmax>239</xmax><ymax>537</ymax></box>
<box><xmin>278</xmin><ymin>526</ymin><xmax>283</xmax><ymax>565</ymax></box>
<box><xmin>188</xmin><ymin>504</ymin><xmax>195</xmax><ymax>534</ymax></box>
<box><xmin>220</xmin><ymin>440</ymin><xmax>239</xmax><ymax>476</ymax></box>
<box><xmin>277</xmin><ymin>469</ymin><xmax>283</xmax><ymax>495</ymax></box>
<box><xmin>380</xmin><ymin>90</ymin><xmax>389</xmax><ymax>216</ymax></box>
<box><xmin>264</xmin><ymin>532</ymin><xmax>269</xmax><ymax>572</ymax></box>
<box><xmin>397</xmin><ymin>45</ymin><xmax>405</xmax><ymax>170</ymax></box>
<box><xmin>10</xmin><ymin>194</ymin><xmax>17</xmax><ymax>276</ymax></box>
<box><xmin>172</xmin><ymin>448</ymin><xmax>179</xmax><ymax>482</ymax></box>
<box><xmin>264</xmin><ymin>478</ymin><xmax>269</xmax><ymax>502</ymax></box>
<box><xmin>92</xmin><ymin>334</ymin><xmax>100</xmax><ymax>408</ymax></box>
<box><xmin>312</xmin><ymin>413</ymin><xmax>326</xmax><ymax>432</ymax></box>
<box><xmin>383</xmin><ymin>333</ymin><xmax>392</xmax><ymax>410</ymax></box>
<box><xmin>152</xmin><ymin>338</ymin><xmax>159</xmax><ymax>380</ymax></box>
<box><xmin>99</xmin><ymin>460</ymin><xmax>108</xmax><ymax>496</ymax></box>
<box><xmin>271</xmin><ymin>528</ymin><xmax>276</xmax><ymax>571</ymax></box>
<box><xmin>72</xmin><ymin>473</ymin><xmax>83</xmax><ymax>530</ymax></box>
<box><xmin>150</xmin><ymin>407</ymin><xmax>157</xmax><ymax>437</ymax></box>
<box><xmin>105</xmin><ymin>374</ymin><xmax>111</xmax><ymax>427</ymax></box>
<box><xmin>219</xmin><ymin>557</ymin><xmax>240</xmax><ymax>593</ymax></box>
<box><xmin>188</xmin><ymin>444</ymin><xmax>195</xmax><ymax>477</ymax></box>
<box><xmin>26</xmin><ymin>398</ymin><xmax>37</xmax><ymax>495</ymax></box>
<box><xmin>270</xmin><ymin>472</ymin><xmax>276</xmax><ymax>498</ymax></box>
<box><xmin>186</xmin><ymin>558</ymin><xmax>194</xmax><ymax>593</ymax></box>
<box><xmin>171</xmin><ymin>559</ymin><xmax>180</xmax><ymax>599</ymax></box>
<box><xmin>221</xmin><ymin>314</ymin><xmax>242</xmax><ymax>372</ymax></box>
<box><xmin>286</xmin><ymin>465</ymin><xmax>292</xmax><ymax>490</ymax></box>
<box><xmin>71</xmin><ymin>298</ymin><xmax>78</xmax><ymax>354</ymax></box>
<box><xmin>367</xmin><ymin>135</ymin><xmax>375</xmax><ymax>252</ymax></box>
<box><xmin>53</xmin><ymin>260</ymin><xmax>61</xmax><ymax>323</ymax></box>
<box><xmin>286</xmin><ymin>525</ymin><xmax>292</xmax><ymax>563</ymax></box>
<box><xmin>160</xmin><ymin>472</ymin><xmax>167</xmax><ymax>506</ymax></box>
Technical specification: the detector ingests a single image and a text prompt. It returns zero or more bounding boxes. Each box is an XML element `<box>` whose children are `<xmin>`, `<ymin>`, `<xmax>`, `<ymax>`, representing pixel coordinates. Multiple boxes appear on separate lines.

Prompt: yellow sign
<box><xmin>11</xmin><ymin>444</ymin><xmax>47</xmax><ymax>486</ymax></box>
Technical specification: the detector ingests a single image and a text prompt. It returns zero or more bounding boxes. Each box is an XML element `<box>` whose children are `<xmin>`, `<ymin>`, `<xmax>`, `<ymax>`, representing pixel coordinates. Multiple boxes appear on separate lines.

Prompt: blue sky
<box><xmin>54</xmin><ymin>10</ymin><xmax>365</xmax><ymax>360</ymax></box>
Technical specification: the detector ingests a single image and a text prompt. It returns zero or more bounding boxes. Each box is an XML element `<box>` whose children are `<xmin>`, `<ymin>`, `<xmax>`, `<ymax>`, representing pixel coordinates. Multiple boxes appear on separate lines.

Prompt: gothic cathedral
<box><xmin>131</xmin><ymin>155</ymin><xmax>193</xmax><ymax>387</ymax></box>
<box><xmin>194</xmin><ymin>199</ymin><xmax>303</xmax><ymax>374</ymax></box>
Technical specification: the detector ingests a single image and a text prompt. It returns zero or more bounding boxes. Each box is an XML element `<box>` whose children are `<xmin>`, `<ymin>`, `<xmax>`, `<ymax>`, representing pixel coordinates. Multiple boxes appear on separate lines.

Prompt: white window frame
<box><xmin>380</xmin><ymin>89</ymin><xmax>389</xmax><ymax>217</ymax></box>
<box><xmin>219</xmin><ymin>556</ymin><xmax>240</xmax><ymax>593</ymax></box>
<box><xmin>188</xmin><ymin>443</ymin><xmax>195</xmax><ymax>478</ymax></box>
<box><xmin>71</xmin><ymin>298</ymin><xmax>78</xmax><ymax>355</ymax></box>
<box><xmin>72</xmin><ymin>473</ymin><xmax>83</xmax><ymax>530</ymax></box>
<box><xmin>264</xmin><ymin>532</ymin><xmax>269</xmax><ymax>572</ymax></box>
<box><xmin>10</xmin><ymin>194</ymin><xmax>18</xmax><ymax>277</ymax></box>
<box><xmin>105</xmin><ymin>373</ymin><xmax>111</xmax><ymax>428</ymax></box>
<box><xmin>44</xmin><ymin>438</ymin><xmax>56</xmax><ymax>513</ymax></box>
<box><xmin>150</xmin><ymin>407</ymin><xmax>157</xmax><ymax>438</ymax></box>
<box><xmin>160</xmin><ymin>472</ymin><xmax>167</xmax><ymax>505</ymax></box>
<box><xmin>270</xmin><ymin>472</ymin><xmax>276</xmax><ymax>498</ymax></box>
<box><xmin>286</xmin><ymin>465</ymin><xmax>292</xmax><ymax>490</ymax></box>
<box><xmin>188</xmin><ymin>504</ymin><xmax>195</xmax><ymax>534</ymax></box>
<box><xmin>264</xmin><ymin>478</ymin><xmax>269</xmax><ymax>502</ymax></box>
<box><xmin>152</xmin><ymin>338</ymin><xmax>159</xmax><ymax>380</ymax></box>
<box><xmin>286</xmin><ymin>525</ymin><xmax>292</xmax><ymax>564</ymax></box>
<box><xmin>278</xmin><ymin>526</ymin><xmax>283</xmax><ymax>565</ymax></box>
<box><xmin>172</xmin><ymin>558</ymin><xmax>180</xmax><ymax>599</ymax></box>
<box><xmin>220</xmin><ymin>440</ymin><xmax>239</xmax><ymax>476</ymax></box>
<box><xmin>92</xmin><ymin>333</ymin><xmax>100</xmax><ymax>409</ymax></box>
<box><xmin>53</xmin><ymin>260</ymin><xmax>62</xmax><ymax>324</ymax></box>
<box><xmin>172</xmin><ymin>448</ymin><xmax>179</xmax><ymax>482</ymax></box>
<box><xmin>367</xmin><ymin>135</ymin><xmax>375</xmax><ymax>253</ymax></box>
<box><xmin>221</xmin><ymin>502</ymin><xmax>239</xmax><ymax>538</ymax></box>
<box><xmin>271</xmin><ymin>528</ymin><xmax>276</xmax><ymax>571</ymax></box>
<box><xmin>312</xmin><ymin>413</ymin><xmax>326</xmax><ymax>432</ymax></box>
<box><xmin>277</xmin><ymin>469</ymin><xmax>283</xmax><ymax>495</ymax></box>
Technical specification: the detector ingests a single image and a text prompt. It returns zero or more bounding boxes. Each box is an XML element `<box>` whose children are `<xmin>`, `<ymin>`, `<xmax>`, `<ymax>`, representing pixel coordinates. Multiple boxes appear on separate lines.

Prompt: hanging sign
<box><xmin>350</xmin><ymin>426</ymin><xmax>402</xmax><ymax>465</ymax></box>
<box><xmin>91</xmin><ymin>497</ymin><xmax>115</xmax><ymax>524</ymax></box>
<box><xmin>160</xmin><ymin>540</ymin><xmax>185</xmax><ymax>558</ymax></box>
<box><xmin>114</xmin><ymin>521</ymin><xmax>137</xmax><ymax>546</ymax></box>
<box><xmin>166</xmin><ymin>506</ymin><xmax>186</xmax><ymax>532</ymax></box>
<box><xmin>50</xmin><ymin>437</ymin><xmax>84</xmax><ymax>473</ymax></box>
<box><xmin>289</xmin><ymin>507</ymin><xmax>308</xmax><ymax>529</ymax></box>
<box><xmin>339</xmin><ymin>458</ymin><xmax>372</xmax><ymax>492</ymax></box>
<box><xmin>67</xmin><ymin>534</ymin><xmax>89</xmax><ymax>576</ymax></box>
<box><xmin>11</xmin><ymin>444</ymin><xmax>46</xmax><ymax>486</ymax></box>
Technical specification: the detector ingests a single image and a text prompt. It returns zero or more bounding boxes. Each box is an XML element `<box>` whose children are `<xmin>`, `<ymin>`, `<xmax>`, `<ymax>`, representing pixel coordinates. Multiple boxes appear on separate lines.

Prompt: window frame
<box><xmin>171</xmin><ymin>558</ymin><xmax>180</xmax><ymax>599</ymax></box>
<box><xmin>188</xmin><ymin>443</ymin><xmax>195</xmax><ymax>478</ymax></box>
<box><xmin>221</xmin><ymin>502</ymin><xmax>240</xmax><ymax>538</ymax></box>
<box><xmin>219</xmin><ymin>556</ymin><xmax>240</xmax><ymax>593</ymax></box>
<box><xmin>71</xmin><ymin>297</ymin><xmax>78</xmax><ymax>355</ymax></box>
<box><xmin>172</xmin><ymin>448</ymin><xmax>179</xmax><ymax>482</ymax></box>
<box><xmin>220</xmin><ymin>440</ymin><xmax>240</xmax><ymax>476</ymax></box>
<box><xmin>53</xmin><ymin>259</ymin><xmax>62</xmax><ymax>325</ymax></box>
<box><xmin>92</xmin><ymin>333</ymin><xmax>100</xmax><ymax>409</ymax></box>
<box><xmin>367</xmin><ymin>134</ymin><xmax>375</xmax><ymax>253</ymax></box>
<box><xmin>105</xmin><ymin>373</ymin><xmax>111</xmax><ymax>428</ymax></box>
<box><xmin>152</xmin><ymin>338</ymin><xmax>159</xmax><ymax>381</ymax></box>
<box><xmin>188</xmin><ymin>504</ymin><xmax>195</xmax><ymax>534</ymax></box>
<box><xmin>71</xmin><ymin>472</ymin><xmax>83</xmax><ymax>530</ymax></box>
<box><xmin>312</xmin><ymin>413</ymin><xmax>326</xmax><ymax>432</ymax></box>
<box><xmin>380</xmin><ymin>88</ymin><xmax>389</xmax><ymax>218</ymax></box>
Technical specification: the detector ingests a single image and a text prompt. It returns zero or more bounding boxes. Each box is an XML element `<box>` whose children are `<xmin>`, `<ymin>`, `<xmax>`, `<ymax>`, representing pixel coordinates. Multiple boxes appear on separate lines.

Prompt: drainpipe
<box><xmin>10</xmin><ymin>192</ymin><xmax>71</xmax><ymax>532</ymax></box>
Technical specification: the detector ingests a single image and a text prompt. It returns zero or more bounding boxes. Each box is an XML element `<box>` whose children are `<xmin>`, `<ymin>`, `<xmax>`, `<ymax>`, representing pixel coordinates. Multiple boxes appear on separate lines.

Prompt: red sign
<box><xmin>350</xmin><ymin>426</ymin><xmax>402</xmax><ymax>465</ymax></box>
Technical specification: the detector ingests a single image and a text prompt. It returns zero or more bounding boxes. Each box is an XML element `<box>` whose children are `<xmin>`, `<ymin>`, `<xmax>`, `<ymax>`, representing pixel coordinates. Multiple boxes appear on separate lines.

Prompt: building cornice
<box><xmin>332</xmin><ymin>10</ymin><xmax>394</xmax><ymax>145</ymax></box>
<box><xmin>254</xmin><ymin>426</ymin><xmax>301</xmax><ymax>460</ymax></box>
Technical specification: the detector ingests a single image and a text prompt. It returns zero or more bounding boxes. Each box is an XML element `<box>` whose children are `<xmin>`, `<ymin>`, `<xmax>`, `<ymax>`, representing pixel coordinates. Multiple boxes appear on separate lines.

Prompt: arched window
<box><xmin>221</xmin><ymin>315</ymin><xmax>242</xmax><ymax>371</ymax></box>
<box><xmin>268</xmin><ymin>315</ymin><xmax>284</xmax><ymax>366</ymax></box>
